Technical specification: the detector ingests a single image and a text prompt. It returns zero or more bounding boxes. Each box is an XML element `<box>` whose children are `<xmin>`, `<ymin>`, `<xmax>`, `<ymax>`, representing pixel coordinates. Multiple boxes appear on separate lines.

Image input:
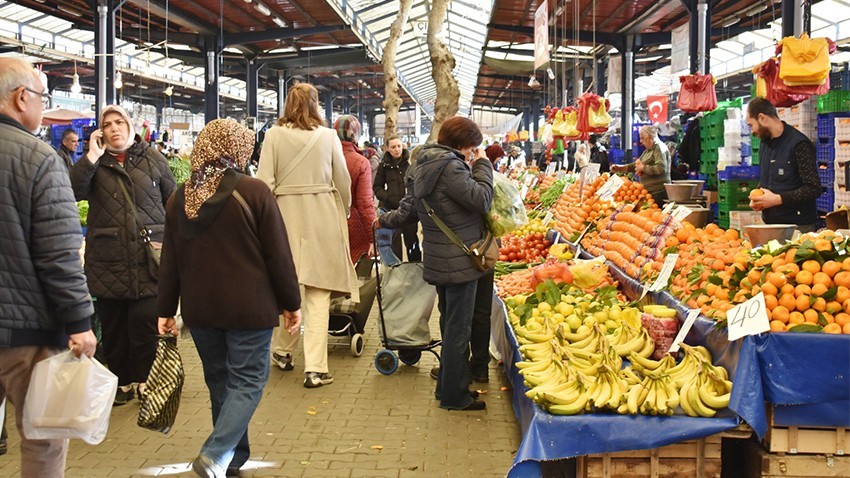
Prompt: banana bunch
<box><xmin>624</xmin><ymin>374</ymin><xmax>680</xmax><ymax>415</ymax></box>
<box><xmin>679</xmin><ymin>353</ymin><xmax>733</xmax><ymax>418</ymax></box>
<box><xmin>607</xmin><ymin>323</ymin><xmax>655</xmax><ymax>358</ymax></box>
<box><xmin>544</xmin><ymin>372</ymin><xmax>593</xmax><ymax>415</ymax></box>
<box><xmin>667</xmin><ymin>344</ymin><xmax>713</xmax><ymax>387</ymax></box>
<box><xmin>556</xmin><ymin>322</ymin><xmax>601</xmax><ymax>353</ymax></box>
<box><xmin>515</xmin><ymin>317</ymin><xmax>555</xmax><ymax>345</ymax></box>
<box><xmin>619</xmin><ymin>366</ymin><xmax>642</xmax><ymax>386</ymax></box>
<box><xmin>553</xmin><ymin>342</ymin><xmax>601</xmax><ymax>377</ymax></box>
<box><xmin>589</xmin><ymin>363</ymin><xmax>629</xmax><ymax>410</ymax></box>
<box><xmin>520</xmin><ymin>358</ymin><xmax>571</xmax><ymax>397</ymax></box>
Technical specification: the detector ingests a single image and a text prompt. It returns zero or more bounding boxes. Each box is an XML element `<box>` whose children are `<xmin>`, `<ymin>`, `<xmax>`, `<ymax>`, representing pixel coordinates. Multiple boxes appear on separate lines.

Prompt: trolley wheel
<box><xmin>351</xmin><ymin>333</ymin><xmax>365</xmax><ymax>357</ymax></box>
<box><xmin>374</xmin><ymin>349</ymin><xmax>398</xmax><ymax>375</ymax></box>
<box><xmin>398</xmin><ymin>349</ymin><xmax>422</xmax><ymax>366</ymax></box>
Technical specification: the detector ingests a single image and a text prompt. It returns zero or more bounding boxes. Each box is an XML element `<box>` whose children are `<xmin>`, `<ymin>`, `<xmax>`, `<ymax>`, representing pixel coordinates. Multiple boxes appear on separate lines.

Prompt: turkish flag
<box><xmin>647</xmin><ymin>96</ymin><xmax>668</xmax><ymax>124</ymax></box>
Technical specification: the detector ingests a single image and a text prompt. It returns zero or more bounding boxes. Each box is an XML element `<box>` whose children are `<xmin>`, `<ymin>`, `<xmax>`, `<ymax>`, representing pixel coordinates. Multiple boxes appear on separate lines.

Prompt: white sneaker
<box><xmin>304</xmin><ymin>372</ymin><xmax>334</xmax><ymax>388</ymax></box>
<box><xmin>271</xmin><ymin>352</ymin><xmax>294</xmax><ymax>371</ymax></box>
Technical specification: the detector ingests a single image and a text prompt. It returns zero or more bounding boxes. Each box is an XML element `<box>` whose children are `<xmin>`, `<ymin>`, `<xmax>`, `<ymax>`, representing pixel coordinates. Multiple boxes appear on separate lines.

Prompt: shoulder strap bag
<box><xmin>117</xmin><ymin>178</ymin><xmax>161</xmax><ymax>279</ymax></box>
<box><xmin>421</xmin><ymin>198</ymin><xmax>498</xmax><ymax>272</ymax></box>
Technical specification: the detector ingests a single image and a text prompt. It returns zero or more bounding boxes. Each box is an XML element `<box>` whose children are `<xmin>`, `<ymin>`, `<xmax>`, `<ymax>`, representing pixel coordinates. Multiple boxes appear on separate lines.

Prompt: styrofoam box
<box><xmin>718</xmin><ymin>159</ymin><xmax>742</xmax><ymax>171</ymax></box>
<box><xmin>726</xmin><ymin>108</ymin><xmax>742</xmax><ymax>120</ymax></box>
<box><xmin>836</xmin><ymin>118</ymin><xmax>850</xmax><ymax>142</ymax></box>
<box><xmin>837</xmin><ymin>140</ymin><xmax>850</xmax><ymax>164</ymax></box>
<box><xmin>724</xmin><ymin>119</ymin><xmax>742</xmax><ymax>133</ymax></box>
<box><xmin>731</xmin><ymin>210</ymin><xmax>764</xmax><ymax>231</ymax></box>
<box><xmin>835</xmin><ymin>189</ymin><xmax>850</xmax><ymax>209</ymax></box>
<box><xmin>723</xmin><ymin>136</ymin><xmax>742</xmax><ymax>148</ymax></box>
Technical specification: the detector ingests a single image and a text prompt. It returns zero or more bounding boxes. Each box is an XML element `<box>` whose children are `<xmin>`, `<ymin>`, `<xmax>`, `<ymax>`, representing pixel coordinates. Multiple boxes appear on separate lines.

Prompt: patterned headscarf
<box><xmin>333</xmin><ymin>115</ymin><xmax>361</xmax><ymax>143</ymax></box>
<box><xmin>184</xmin><ymin>119</ymin><xmax>255</xmax><ymax>219</ymax></box>
<box><xmin>99</xmin><ymin>105</ymin><xmax>136</xmax><ymax>153</ymax></box>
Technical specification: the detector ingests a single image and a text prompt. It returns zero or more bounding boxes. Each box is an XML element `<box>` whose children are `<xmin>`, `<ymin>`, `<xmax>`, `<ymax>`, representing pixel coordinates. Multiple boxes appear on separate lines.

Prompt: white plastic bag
<box><xmin>22</xmin><ymin>350</ymin><xmax>118</xmax><ymax>445</ymax></box>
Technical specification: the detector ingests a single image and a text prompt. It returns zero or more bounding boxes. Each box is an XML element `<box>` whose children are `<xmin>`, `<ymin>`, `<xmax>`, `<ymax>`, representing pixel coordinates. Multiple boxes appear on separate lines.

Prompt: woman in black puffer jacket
<box><xmin>71</xmin><ymin>105</ymin><xmax>176</xmax><ymax>405</ymax></box>
<box><xmin>379</xmin><ymin>117</ymin><xmax>493</xmax><ymax>411</ymax></box>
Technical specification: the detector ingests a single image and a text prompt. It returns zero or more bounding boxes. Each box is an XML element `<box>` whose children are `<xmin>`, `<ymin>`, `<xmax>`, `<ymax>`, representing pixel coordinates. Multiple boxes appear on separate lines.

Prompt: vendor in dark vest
<box><xmin>746</xmin><ymin>98</ymin><xmax>821</xmax><ymax>232</ymax></box>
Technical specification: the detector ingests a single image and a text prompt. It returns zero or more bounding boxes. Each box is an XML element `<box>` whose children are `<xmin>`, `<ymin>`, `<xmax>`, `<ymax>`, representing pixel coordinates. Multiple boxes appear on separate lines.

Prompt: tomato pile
<box><xmin>499</xmin><ymin>232</ymin><xmax>552</xmax><ymax>263</ymax></box>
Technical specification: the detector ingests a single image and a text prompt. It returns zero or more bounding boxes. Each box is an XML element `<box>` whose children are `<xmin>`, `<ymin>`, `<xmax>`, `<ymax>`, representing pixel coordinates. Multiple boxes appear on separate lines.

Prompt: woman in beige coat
<box><xmin>257</xmin><ymin>83</ymin><xmax>358</xmax><ymax>388</ymax></box>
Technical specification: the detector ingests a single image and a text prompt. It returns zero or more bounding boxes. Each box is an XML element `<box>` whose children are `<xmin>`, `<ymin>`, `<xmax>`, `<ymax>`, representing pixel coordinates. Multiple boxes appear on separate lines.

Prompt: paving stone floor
<box><xmin>0</xmin><ymin>303</ymin><xmax>523</xmax><ymax>477</ymax></box>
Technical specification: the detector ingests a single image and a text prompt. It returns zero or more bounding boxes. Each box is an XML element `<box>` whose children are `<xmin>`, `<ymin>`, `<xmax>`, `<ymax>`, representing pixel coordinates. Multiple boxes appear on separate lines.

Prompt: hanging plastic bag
<box><xmin>757</xmin><ymin>58</ymin><xmax>809</xmax><ymax>107</ymax></box>
<box><xmin>753</xmin><ymin>69</ymin><xmax>768</xmax><ymax>99</ymax></box>
<box><xmin>486</xmin><ymin>172</ymin><xmax>528</xmax><ymax>237</ymax></box>
<box><xmin>777</xmin><ymin>33</ymin><xmax>832</xmax><ymax>86</ymax></box>
<box><xmin>578</xmin><ymin>93</ymin><xmax>612</xmax><ymax>135</ymax></box>
<box><xmin>138</xmin><ymin>335</ymin><xmax>185</xmax><ymax>434</ymax></box>
<box><xmin>519</xmin><ymin>130</ymin><xmax>530</xmax><ymax>141</ymax></box>
<box><xmin>561</xmin><ymin>107</ymin><xmax>581</xmax><ymax>140</ymax></box>
<box><xmin>552</xmin><ymin>109</ymin><xmax>567</xmax><ymax>136</ymax></box>
<box><xmin>773</xmin><ymin>57</ymin><xmax>830</xmax><ymax>96</ymax></box>
<box><xmin>507</xmin><ymin>131</ymin><xmax>519</xmax><ymax>143</ymax></box>
<box><xmin>22</xmin><ymin>350</ymin><xmax>117</xmax><ymax>445</ymax></box>
<box><xmin>677</xmin><ymin>74</ymin><xmax>718</xmax><ymax>113</ymax></box>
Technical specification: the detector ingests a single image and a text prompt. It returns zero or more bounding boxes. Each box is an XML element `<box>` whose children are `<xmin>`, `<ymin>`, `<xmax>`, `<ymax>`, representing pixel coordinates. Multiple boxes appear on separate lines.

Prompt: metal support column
<box><xmin>277</xmin><ymin>73</ymin><xmax>287</xmax><ymax>118</ymax></box>
<box><xmin>597</xmin><ymin>57</ymin><xmax>608</xmax><ymax>95</ymax></box>
<box><xmin>782</xmin><ymin>0</ymin><xmax>805</xmax><ymax>37</ymax></box>
<box><xmin>155</xmin><ymin>103</ymin><xmax>164</xmax><ymax>132</ymax></box>
<box><xmin>415</xmin><ymin>105</ymin><xmax>422</xmax><ymax>142</ymax></box>
<box><xmin>686</xmin><ymin>0</ymin><xmax>711</xmax><ymax>74</ymax></box>
<box><xmin>324</xmin><ymin>90</ymin><xmax>333</xmax><ymax>126</ymax></box>
<box><xmin>94</xmin><ymin>0</ymin><xmax>116</xmax><ymax>118</ymax></box>
<box><xmin>367</xmin><ymin>114</ymin><xmax>376</xmax><ymax>143</ymax></box>
<box><xmin>246</xmin><ymin>58</ymin><xmax>262</xmax><ymax>120</ymax></box>
<box><xmin>621</xmin><ymin>37</ymin><xmax>635</xmax><ymax>163</ymax></box>
<box><xmin>204</xmin><ymin>41</ymin><xmax>220</xmax><ymax>123</ymax></box>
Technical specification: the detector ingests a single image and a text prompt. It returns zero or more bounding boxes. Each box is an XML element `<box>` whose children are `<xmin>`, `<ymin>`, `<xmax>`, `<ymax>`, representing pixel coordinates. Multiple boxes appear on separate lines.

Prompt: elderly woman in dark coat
<box><xmin>157</xmin><ymin>119</ymin><xmax>302</xmax><ymax>478</ymax></box>
<box><xmin>379</xmin><ymin>117</ymin><xmax>493</xmax><ymax>411</ymax></box>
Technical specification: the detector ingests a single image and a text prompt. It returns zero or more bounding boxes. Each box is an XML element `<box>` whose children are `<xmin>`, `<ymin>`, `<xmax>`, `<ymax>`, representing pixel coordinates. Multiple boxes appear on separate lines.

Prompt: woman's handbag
<box><xmin>421</xmin><ymin>198</ymin><xmax>498</xmax><ymax>272</ymax></box>
<box><xmin>116</xmin><ymin>179</ymin><xmax>161</xmax><ymax>279</ymax></box>
<box><xmin>138</xmin><ymin>335</ymin><xmax>184</xmax><ymax>434</ymax></box>
<box><xmin>677</xmin><ymin>73</ymin><xmax>718</xmax><ymax>113</ymax></box>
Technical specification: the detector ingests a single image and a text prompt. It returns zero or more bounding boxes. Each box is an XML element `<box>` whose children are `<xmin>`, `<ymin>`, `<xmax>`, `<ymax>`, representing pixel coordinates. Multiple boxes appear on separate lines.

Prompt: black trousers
<box><xmin>469</xmin><ymin>270</ymin><xmax>494</xmax><ymax>378</ymax></box>
<box><xmin>391</xmin><ymin>223</ymin><xmax>421</xmax><ymax>262</ymax></box>
<box><xmin>95</xmin><ymin>297</ymin><xmax>158</xmax><ymax>387</ymax></box>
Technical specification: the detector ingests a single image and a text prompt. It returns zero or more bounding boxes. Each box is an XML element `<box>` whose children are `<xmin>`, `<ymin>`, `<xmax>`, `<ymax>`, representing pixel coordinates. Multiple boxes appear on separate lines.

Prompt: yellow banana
<box><xmin>664</xmin><ymin>380</ymin><xmax>680</xmax><ymax>410</ymax></box>
<box><xmin>688</xmin><ymin>378</ymin><xmax>717</xmax><ymax>417</ymax></box>
<box><xmin>654</xmin><ymin>380</ymin><xmax>669</xmax><ymax>413</ymax></box>
<box><xmin>522</xmin><ymin>331</ymin><xmax>556</xmax><ymax>343</ymax></box>
<box><xmin>548</xmin><ymin>392</ymin><xmax>589</xmax><ymax>415</ymax></box>
<box><xmin>613</xmin><ymin>330</ymin><xmax>647</xmax><ymax>357</ymax></box>
<box><xmin>679</xmin><ymin>378</ymin><xmax>698</xmax><ymax>417</ymax></box>
<box><xmin>516</xmin><ymin>358</ymin><xmax>553</xmax><ymax>371</ymax></box>
<box><xmin>698</xmin><ymin>381</ymin><xmax>731</xmax><ymax>410</ymax></box>
<box><xmin>636</xmin><ymin>333</ymin><xmax>655</xmax><ymax>358</ymax></box>
<box><xmin>629</xmin><ymin>352</ymin><xmax>666</xmax><ymax>372</ymax></box>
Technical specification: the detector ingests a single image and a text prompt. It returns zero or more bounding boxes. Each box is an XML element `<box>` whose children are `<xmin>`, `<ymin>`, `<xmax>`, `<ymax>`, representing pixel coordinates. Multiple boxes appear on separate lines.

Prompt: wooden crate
<box><xmin>575</xmin><ymin>427</ymin><xmax>752</xmax><ymax>478</ymax></box>
<box><xmin>741</xmin><ymin>437</ymin><xmax>850</xmax><ymax>478</ymax></box>
<box><xmin>766</xmin><ymin>406</ymin><xmax>849</xmax><ymax>455</ymax></box>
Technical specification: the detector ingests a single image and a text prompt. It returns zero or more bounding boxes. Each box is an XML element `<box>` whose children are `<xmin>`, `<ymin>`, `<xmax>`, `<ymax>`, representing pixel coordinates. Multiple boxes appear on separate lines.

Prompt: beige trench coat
<box><xmin>257</xmin><ymin>124</ymin><xmax>359</xmax><ymax>301</ymax></box>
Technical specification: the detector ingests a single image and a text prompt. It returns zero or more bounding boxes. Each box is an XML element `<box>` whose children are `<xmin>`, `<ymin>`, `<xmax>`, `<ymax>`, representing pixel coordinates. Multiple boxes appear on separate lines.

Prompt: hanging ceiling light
<box><xmin>70</xmin><ymin>61</ymin><xmax>81</xmax><ymax>94</ymax></box>
<box><xmin>273</xmin><ymin>16</ymin><xmax>287</xmax><ymax>28</ymax></box>
<box><xmin>114</xmin><ymin>71</ymin><xmax>123</xmax><ymax>89</ymax></box>
<box><xmin>164</xmin><ymin>85</ymin><xmax>173</xmax><ymax>96</ymax></box>
<box><xmin>254</xmin><ymin>2</ymin><xmax>271</xmax><ymax>16</ymax></box>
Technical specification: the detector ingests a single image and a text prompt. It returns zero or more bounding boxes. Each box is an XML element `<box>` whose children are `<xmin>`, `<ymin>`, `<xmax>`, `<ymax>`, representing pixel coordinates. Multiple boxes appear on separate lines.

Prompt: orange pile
<box><xmin>613</xmin><ymin>178</ymin><xmax>656</xmax><ymax>206</ymax></box>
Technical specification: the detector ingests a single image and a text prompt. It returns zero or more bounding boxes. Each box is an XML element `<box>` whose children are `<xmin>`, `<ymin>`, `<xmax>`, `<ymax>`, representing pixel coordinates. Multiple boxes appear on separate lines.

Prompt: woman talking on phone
<box><xmin>71</xmin><ymin>105</ymin><xmax>176</xmax><ymax>405</ymax></box>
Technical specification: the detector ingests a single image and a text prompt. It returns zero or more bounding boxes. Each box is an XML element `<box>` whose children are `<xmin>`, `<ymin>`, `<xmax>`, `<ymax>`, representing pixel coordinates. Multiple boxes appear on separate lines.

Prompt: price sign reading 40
<box><xmin>727</xmin><ymin>292</ymin><xmax>770</xmax><ymax>341</ymax></box>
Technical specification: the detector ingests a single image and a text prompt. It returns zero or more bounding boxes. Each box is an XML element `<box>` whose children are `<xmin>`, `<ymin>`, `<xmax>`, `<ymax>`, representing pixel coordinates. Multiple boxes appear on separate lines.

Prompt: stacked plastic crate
<box><xmin>816</xmin><ymin>90</ymin><xmax>850</xmax><ymax>211</ymax></box>
<box><xmin>717</xmin><ymin>166</ymin><xmax>760</xmax><ymax>230</ymax></box>
<box><xmin>699</xmin><ymin>99</ymin><xmax>744</xmax><ymax>191</ymax></box>
<box><xmin>49</xmin><ymin>118</ymin><xmax>96</xmax><ymax>163</ymax></box>
<box><xmin>719</xmin><ymin>110</ymin><xmax>745</xmax><ymax>171</ymax></box>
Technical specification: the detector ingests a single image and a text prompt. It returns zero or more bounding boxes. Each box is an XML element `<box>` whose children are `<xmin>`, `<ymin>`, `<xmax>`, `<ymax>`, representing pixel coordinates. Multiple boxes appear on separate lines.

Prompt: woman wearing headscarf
<box><xmin>333</xmin><ymin>115</ymin><xmax>376</xmax><ymax>263</ymax></box>
<box><xmin>71</xmin><ymin>104</ymin><xmax>176</xmax><ymax>405</ymax></box>
<box><xmin>257</xmin><ymin>83</ymin><xmax>358</xmax><ymax>388</ymax></box>
<box><xmin>157</xmin><ymin>119</ymin><xmax>302</xmax><ymax>478</ymax></box>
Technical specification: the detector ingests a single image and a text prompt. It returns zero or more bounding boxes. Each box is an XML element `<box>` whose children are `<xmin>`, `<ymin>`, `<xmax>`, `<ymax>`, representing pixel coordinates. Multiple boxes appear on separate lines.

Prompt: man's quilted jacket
<box><xmin>71</xmin><ymin>137</ymin><xmax>176</xmax><ymax>299</ymax></box>
<box><xmin>0</xmin><ymin>114</ymin><xmax>94</xmax><ymax>348</ymax></box>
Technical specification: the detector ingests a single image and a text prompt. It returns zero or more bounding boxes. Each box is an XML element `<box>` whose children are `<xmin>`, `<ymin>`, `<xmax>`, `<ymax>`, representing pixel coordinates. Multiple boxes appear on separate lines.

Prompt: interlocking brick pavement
<box><xmin>0</xmin><ymin>303</ymin><xmax>523</xmax><ymax>477</ymax></box>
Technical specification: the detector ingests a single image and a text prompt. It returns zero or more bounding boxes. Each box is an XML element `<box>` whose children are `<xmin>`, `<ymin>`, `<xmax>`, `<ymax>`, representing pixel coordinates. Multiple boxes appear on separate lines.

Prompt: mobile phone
<box><xmin>96</xmin><ymin>130</ymin><xmax>104</xmax><ymax>148</ymax></box>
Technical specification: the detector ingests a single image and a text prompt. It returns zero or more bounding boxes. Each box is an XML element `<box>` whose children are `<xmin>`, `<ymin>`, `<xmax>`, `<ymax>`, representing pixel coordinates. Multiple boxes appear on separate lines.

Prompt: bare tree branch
<box><xmin>381</xmin><ymin>0</ymin><xmax>413</xmax><ymax>142</ymax></box>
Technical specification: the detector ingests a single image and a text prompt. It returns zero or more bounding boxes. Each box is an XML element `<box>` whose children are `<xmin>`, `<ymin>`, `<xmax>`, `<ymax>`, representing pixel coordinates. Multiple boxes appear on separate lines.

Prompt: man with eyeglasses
<box><xmin>57</xmin><ymin>129</ymin><xmax>79</xmax><ymax>170</ymax></box>
<box><xmin>0</xmin><ymin>57</ymin><xmax>97</xmax><ymax>477</ymax></box>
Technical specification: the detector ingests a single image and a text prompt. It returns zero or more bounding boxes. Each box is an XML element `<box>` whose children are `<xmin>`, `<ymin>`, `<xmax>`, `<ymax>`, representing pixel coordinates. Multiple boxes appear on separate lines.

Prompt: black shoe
<box><xmin>271</xmin><ymin>352</ymin><xmax>294</xmax><ymax>371</ymax></box>
<box><xmin>226</xmin><ymin>466</ymin><xmax>242</xmax><ymax>477</ymax></box>
<box><xmin>0</xmin><ymin>437</ymin><xmax>7</xmax><ymax>456</ymax></box>
<box><xmin>455</xmin><ymin>400</ymin><xmax>486</xmax><ymax>411</ymax></box>
<box><xmin>113</xmin><ymin>387</ymin><xmax>135</xmax><ymax>406</ymax></box>
<box><xmin>471</xmin><ymin>372</ymin><xmax>489</xmax><ymax>383</ymax></box>
<box><xmin>435</xmin><ymin>390</ymin><xmax>480</xmax><ymax>401</ymax></box>
<box><xmin>429</xmin><ymin>366</ymin><xmax>439</xmax><ymax>380</ymax></box>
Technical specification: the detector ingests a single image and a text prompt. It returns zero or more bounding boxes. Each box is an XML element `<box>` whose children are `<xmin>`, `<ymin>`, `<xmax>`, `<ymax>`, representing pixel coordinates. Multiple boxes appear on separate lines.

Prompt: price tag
<box><xmin>546</xmin><ymin>163</ymin><xmax>556</xmax><ymax>175</ymax></box>
<box><xmin>521</xmin><ymin>184</ymin><xmax>529</xmax><ymax>199</ymax></box>
<box><xmin>595</xmin><ymin>175</ymin><xmax>624</xmax><ymax>201</ymax></box>
<box><xmin>542</xmin><ymin>210</ymin><xmax>554</xmax><ymax>226</ymax></box>
<box><xmin>556</xmin><ymin>170</ymin><xmax>566</xmax><ymax>179</ymax></box>
<box><xmin>584</xmin><ymin>163</ymin><xmax>601</xmax><ymax>182</ymax></box>
<box><xmin>531</xmin><ymin>177</ymin><xmax>539</xmax><ymax>188</ymax></box>
<box><xmin>668</xmin><ymin>309</ymin><xmax>701</xmax><ymax>354</ymax></box>
<box><xmin>576</xmin><ymin>244</ymin><xmax>582</xmax><ymax>257</ymax></box>
<box><xmin>575</xmin><ymin>222</ymin><xmax>593</xmax><ymax>245</ymax></box>
<box><xmin>525</xmin><ymin>175</ymin><xmax>534</xmax><ymax>186</ymax></box>
<box><xmin>727</xmin><ymin>292</ymin><xmax>771</xmax><ymax>341</ymax></box>
<box><xmin>562</xmin><ymin>180</ymin><xmax>570</xmax><ymax>193</ymax></box>
<box><xmin>649</xmin><ymin>253</ymin><xmax>679</xmax><ymax>292</ymax></box>
<box><xmin>553</xmin><ymin>230</ymin><xmax>562</xmax><ymax>244</ymax></box>
<box><xmin>662</xmin><ymin>202</ymin><xmax>676</xmax><ymax>214</ymax></box>
<box><xmin>671</xmin><ymin>205</ymin><xmax>692</xmax><ymax>222</ymax></box>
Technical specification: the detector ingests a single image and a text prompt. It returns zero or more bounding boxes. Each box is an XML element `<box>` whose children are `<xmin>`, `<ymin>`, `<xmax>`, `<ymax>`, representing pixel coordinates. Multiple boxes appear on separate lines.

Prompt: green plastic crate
<box><xmin>751</xmin><ymin>136</ymin><xmax>760</xmax><ymax>151</ymax></box>
<box><xmin>817</xmin><ymin>91</ymin><xmax>850</xmax><ymax>114</ymax></box>
<box><xmin>718</xmin><ymin>209</ymin><xmax>730</xmax><ymax>229</ymax></box>
<box><xmin>719</xmin><ymin>179</ymin><xmax>757</xmax><ymax>207</ymax></box>
<box><xmin>701</xmin><ymin>137</ymin><xmax>724</xmax><ymax>150</ymax></box>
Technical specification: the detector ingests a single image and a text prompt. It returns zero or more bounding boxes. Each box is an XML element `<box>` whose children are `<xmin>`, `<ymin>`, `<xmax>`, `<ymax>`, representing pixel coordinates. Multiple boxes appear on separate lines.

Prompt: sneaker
<box><xmin>304</xmin><ymin>372</ymin><xmax>334</xmax><ymax>388</ymax></box>
<box><xmin>225</xmin><ymin>466</ymin><xmax>242</xmax><ymax>477</ymax></box>
<box><xmin>271</xmin><ymin>352</ymin><xmax>294</xmax><ymax>371</ymax></box>
<box><xmin>113</xmin><ymin>386</ymin><xmax>135</xmax><ymax>406</ymax></box>
<box><xmin>191</xmin><ymin>455</ymin><xmax>225</xmax><ymax>478</ymax></box>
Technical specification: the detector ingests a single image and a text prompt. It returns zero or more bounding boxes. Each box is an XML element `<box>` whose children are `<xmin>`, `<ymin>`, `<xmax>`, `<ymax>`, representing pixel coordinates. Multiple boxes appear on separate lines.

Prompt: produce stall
<box><xmin>488</xmin><ymin>168</ymin><xmax>850</xmax><ymax>477</ymax></box>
